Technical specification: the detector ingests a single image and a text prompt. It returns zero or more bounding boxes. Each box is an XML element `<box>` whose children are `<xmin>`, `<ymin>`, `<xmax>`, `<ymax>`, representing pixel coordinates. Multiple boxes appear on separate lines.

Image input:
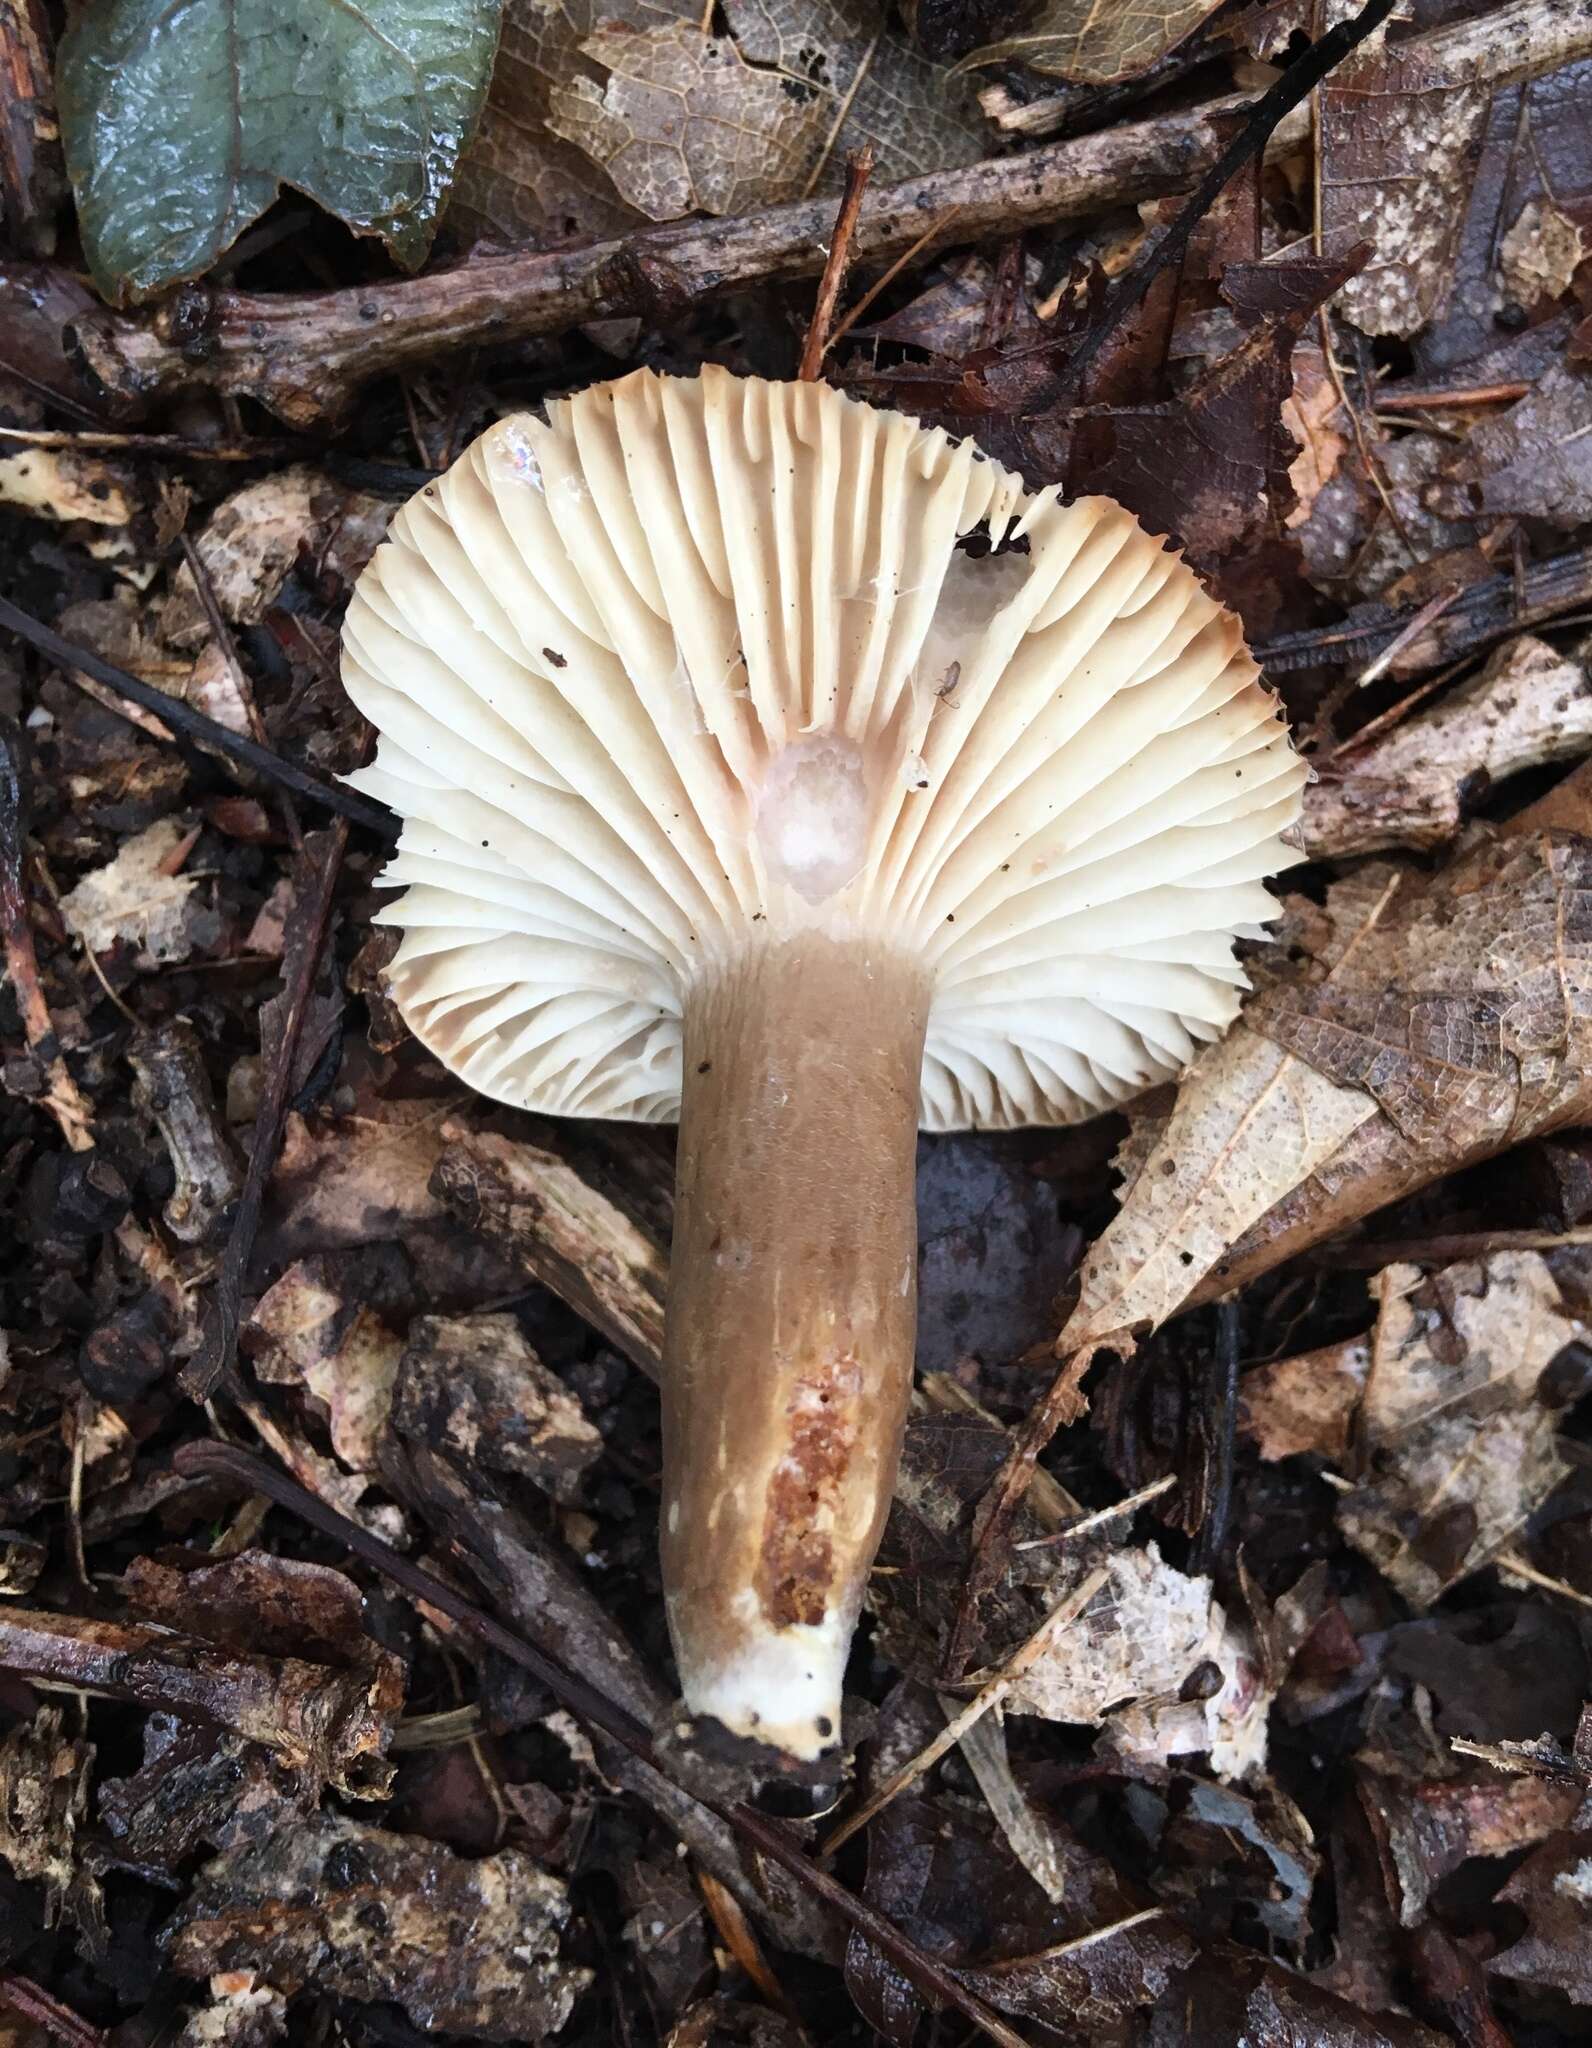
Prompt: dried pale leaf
<box><xmin>1499</xmin><ymin>198</ymin><xmax>1586</xmax><ymax>307</ymax></box>
<box><xmin>1138</xmin><ymin>824</ymin><xmax>1592</xmax><ymax>1316</ymax></box>
<box><xmin>1004</xmin><ymin>1544</ymin><xmax>1269</xmax><ymax>1781</ymax></box>
<box><xmin>1283</xmin><ymin>346</ymin><xmax>1348</xmax><ymax>528</ymax></box>
<box><xmin>1427</xmin><ymin>362</ymin><xmax>1592</xmax><ymax>528</ymax></box>
<box><xmin>1319</xmin><ymin>41</ymin><xmax>1490</xmax><ymax>337</ymax></box>
<box><xmin>269</xmin><ymin>1104</ymin><xmax>450</xmax><ymax>1254</ymax></box>
<box><xmin>1336</xmin><ymin>1254</ymin><xmax>1580</xmax><ymax>1607</ymax></box>
<box><xmin>160</xmin><ymin>466</ymin><xmax>325</xmax><ymax>648</ymax></box>
<box><xmin>247</xmin><ymin>1261</ymin><xmax>403</xmax><ymax>1473</ymax></box>
<box><xmin>959</xmin><ymin>0</ymin><xmax>1224</xmax><ymax>82</ymax></box>
<box><xmin>164</xmin><ymin>1813</ymin><xmax>589</xmax><ymax>2039</ymax></box>
<box><xmin>1060</xmin><ymin>1023</ymin><xmax>1377</xmax><ymax>1347</ymax></box>
<box><xmin>0</xmin><ymin>446</ymin><xmax>132</xmax><ymax>524</ymax></box>
<box><xmin>1241</xmin><ymin>1338</ymin><xmax>1370</xmax><ymax>1462</ymax></box>
<box><xmin>59</xmin><ymin>816</ymin><xmax>200</xmax><ymax>965</ymax></box>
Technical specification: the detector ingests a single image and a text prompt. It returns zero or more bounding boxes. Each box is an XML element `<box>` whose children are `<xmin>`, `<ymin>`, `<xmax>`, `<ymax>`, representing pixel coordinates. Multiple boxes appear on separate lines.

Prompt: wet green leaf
<box><xmin>59</xmin><ymin>0</ymin><xmax>503</xmax><ymax>305</ymax></box>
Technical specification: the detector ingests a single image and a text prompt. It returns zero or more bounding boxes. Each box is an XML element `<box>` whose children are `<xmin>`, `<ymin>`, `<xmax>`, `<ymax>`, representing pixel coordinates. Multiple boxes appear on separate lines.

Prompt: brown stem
<box><xmin>662</xmin><ymin>934</ymin><xmax>928</xmax><ymax>1759</ymax></box>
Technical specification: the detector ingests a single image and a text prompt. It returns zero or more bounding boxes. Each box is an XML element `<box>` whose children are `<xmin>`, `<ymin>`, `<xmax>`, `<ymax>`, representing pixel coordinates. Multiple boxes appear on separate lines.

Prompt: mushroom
<box><xmin>340</xmin><ymin>367</ymin><xmax>1304</xmax><ymax>1762</ymax></box>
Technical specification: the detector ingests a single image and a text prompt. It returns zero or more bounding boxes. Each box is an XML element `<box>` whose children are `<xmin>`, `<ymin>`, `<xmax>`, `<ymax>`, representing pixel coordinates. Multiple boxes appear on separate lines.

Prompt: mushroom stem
<box><xmin>662</xmin><ymin>932</ymin><xmax>930</xmax><ymax>1760</ymax></box>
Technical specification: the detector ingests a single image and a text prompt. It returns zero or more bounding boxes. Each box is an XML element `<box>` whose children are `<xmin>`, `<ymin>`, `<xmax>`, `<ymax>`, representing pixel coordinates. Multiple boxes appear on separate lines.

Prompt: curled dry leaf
<box><xmin>58</xmin><ymin>815</ymin><xmax>202</xmax><ymax>965</ymax></box>
<box><xmin>1336</xmin><ymin>1254</ymin><xmax>1579</xmax><ymax>1607</ymax></box>
<box><xmin>162</xmin><ymin>1812</ymin><xmax>590</xmax><ymax>2040</ymax></box>
<box><xmin>391</xmin><ymin>1310</ymin><xmax>603</xmax><ymax>1505</ymax></box>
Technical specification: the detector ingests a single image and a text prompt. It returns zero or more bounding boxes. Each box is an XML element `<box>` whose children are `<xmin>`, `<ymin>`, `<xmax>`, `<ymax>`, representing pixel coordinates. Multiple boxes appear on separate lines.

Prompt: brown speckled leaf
<box><xmin>451</xmin><ymin>0</ymin><xmax>982</xmax><ymax>242</ymax></box>
<box><xmin>1319</xmin><ymin>41</ymin><xmax>1490</xmax><ymax>338</ymax></box>
<box><xmin>960</xmin><ymin>0</ymin><xmax>1225</xmax><ymax>84</ymax></box>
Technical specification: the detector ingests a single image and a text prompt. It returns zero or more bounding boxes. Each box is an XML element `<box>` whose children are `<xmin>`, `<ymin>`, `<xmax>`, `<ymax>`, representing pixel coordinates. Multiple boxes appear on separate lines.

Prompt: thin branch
<box><xmin>171</xmin><ymin>1439</ymin><xmax>1034</xmax><ymax>2048</ymax></box>
<box><xmin>0</xmin><ymin>594</ymin><xmax>396</xmax><ymax>840</ymax></box>
<box><xmin>1061</xmin><ymin>0</ymin><xmax>1397</xmax><ymax>397</ymax></box>
<box><xmin>798</xmin><ymin>145</ymin><xmax>875</xmax><ymax>381</ymax></box>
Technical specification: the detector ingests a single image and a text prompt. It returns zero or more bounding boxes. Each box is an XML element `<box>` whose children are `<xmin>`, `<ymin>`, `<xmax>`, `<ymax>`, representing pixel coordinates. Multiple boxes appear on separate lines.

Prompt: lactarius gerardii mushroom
<box><xmin>340</xmin><ymin>368</ymin><xmax>1304</xmax><ymax>1761</ymax></box>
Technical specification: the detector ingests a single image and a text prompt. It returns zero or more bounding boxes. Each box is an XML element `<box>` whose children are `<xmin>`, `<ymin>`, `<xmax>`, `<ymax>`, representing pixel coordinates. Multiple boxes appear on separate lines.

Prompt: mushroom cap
<box><xmin>341</xmin><ymin>367</ymin><xmax>1304</xmax><ymax>1130</ymax></box>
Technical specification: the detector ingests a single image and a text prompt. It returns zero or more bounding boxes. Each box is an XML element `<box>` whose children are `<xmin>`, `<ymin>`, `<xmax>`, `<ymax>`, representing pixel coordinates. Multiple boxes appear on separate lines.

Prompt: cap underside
<box><xmin>341</xmin><ymin>368</ymin><xmax>1305</xmax><ymax>1130</ymax></box>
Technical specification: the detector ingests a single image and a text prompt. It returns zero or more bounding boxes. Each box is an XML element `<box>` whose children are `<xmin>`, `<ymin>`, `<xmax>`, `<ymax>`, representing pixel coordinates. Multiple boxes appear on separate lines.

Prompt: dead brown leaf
<box><xmin>1319</xmin><ymin>37</ymin><xmax>1492</xmax><ymax>339</ymax></box>
<box><xmin>451</xmin><ymin>0</ymin><xmax>982</xmax><ymax>244</ymax></box>
<box><xmin>1493</xmin><ymin>1829</ymin><xmax>1592</xmax><ymax>2002</ymax></box>
<box><xmin>1336</xmin><ymin>1255</ymin><xmax>1580</xmax><ymax>1606</ymax></box>
<box><xmin>1428</xmin><ymin>361</ymin><xmax>1592</xmax><ymax>528</ymax></box>
<box><xmin>0</xmin><ymin>1709</ymin><xmax>96</xmax><ymax>1932</ymax></box>
<box><xmin>1242</xmin><ymin>1337</ymin><xmax>1370</xmax><ymax>1463</ymax></box>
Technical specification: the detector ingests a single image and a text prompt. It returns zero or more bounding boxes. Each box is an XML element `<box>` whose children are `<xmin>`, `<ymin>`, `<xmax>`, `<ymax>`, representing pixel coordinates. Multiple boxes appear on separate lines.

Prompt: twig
<box><xmin>824</xmin><ymin>206</ymin><xmax>963</xmax><ymax>356</ymax></box>
<box><xmin>799</xmin><ymin>146</ymin><xmax>876</xmax><ymax>381</ymax></box>
<box><xmin>0</xmin><ymin>594</ymin><xmax>396</xmax><ymax>839</ymax></box>
<box><xmin>0</xmin><ymin>1973</ymin><xmax>104</xmax><ymax>2048</ymax></box>
<box><xmin>1060</xmin><ymin>0</ymin><xmax>1396</xmax><ymax>397</ymax></box>
<box><xmin>183</xmin><ymin>824</ymin><xmax>348</xmax><ymax>1400</ymax></box>
<box><xmin>171</xmin><ymin>1439</ymin><xmax>1033</xmax><ymax>2048</ymax></box>
<box><xmin>1306</xmin><ymin>1225</ymin><xmax>1592</xmax><ymax>1269</ymax></box>
<box><xmin>1374</xmin><ymin>380</ymin><xmax>1531</xmax><ymax>413</ymax></box>
<box><xmin>1351</xmin><ymin>583</ymin><xmax>1464</xmax><ymax>689</ymax></box>
<box><xmin>1496</xmin><ymin>1550</ymin><xmax>1592</xmax><ymax>1612</ymax></box>
<box><xmin>823</xmin><ymin>1566</ymin><xmax>1109</xmax><ymax>1856</ymax></box>
<box><xmin>1013</xmin><ymin>1474</ymin><xmax>1177</xmax><ymax>1551</ymax></box>
<box><xmin>1193</xmin><ymin>1300</ymin><xmax>1241</xmax><ymax>1575</ymax></box>
<box><xmin>1256</xmin><ymin>544</ymin><xmax>1592</xmax><ymax>674</ymax></box>
<box><xmin>0</xmin><ymin>720</ymin><xmax>94</xmax><ymax>1151</ymax></box>
<box><xmin>176</xmin><ymin>533</ymin><xmax>303</xmax><ymax>852</ymax></box>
